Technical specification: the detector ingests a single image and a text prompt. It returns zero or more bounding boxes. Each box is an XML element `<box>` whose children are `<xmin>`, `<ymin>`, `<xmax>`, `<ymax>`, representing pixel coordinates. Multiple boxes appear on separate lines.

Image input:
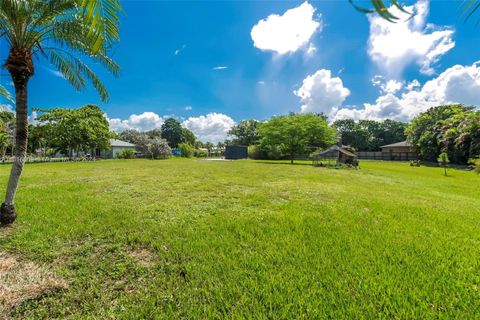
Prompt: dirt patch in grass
<box><xmin>127</xmin><ymin>248</ymin><xmax>156</xmax><ymax>267</ymax></box>
<box><xmin>0</xmin><ymin>252</ymin><xmax>67</xmax><ymax>317</ymax></box>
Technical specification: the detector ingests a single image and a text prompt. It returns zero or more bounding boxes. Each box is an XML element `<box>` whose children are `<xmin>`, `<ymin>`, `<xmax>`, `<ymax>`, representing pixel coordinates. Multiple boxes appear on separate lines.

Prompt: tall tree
<box><xmin>406</xmin><ymin>105</ymin><xmax>472</xmax><ymax>162</ymax></box>
<box><xmin>0</xmin><ymin>0</ymin><xmax>121</xmax><ymax>225</ymax></box>
<box><xmin>35</xmin><ymin>105</ymin><xmax>111</xmax><ymax>157</ymax></box>
<box><xmin>228</xmin><ymin>120</ymin><xmax>260</xmax><ymax>146</ymax></box>
<box><xmin>334</xmin><ymin>119</ymin><xmax>406</xmax><ymax>151</ymax></box>
<box><xmin>161</xmin><ymin>118</ymin><xmax>183</xmax><ymax>148</ymax></box>
<box><xmin>259</xmin><ymin>113</ymin><xmax>337</xmax><ymax>164</ymax></box>
<box><xmin>181</xmin><ymin>127</ymin><xmax>197</xmax><ymax>146</ymax></box>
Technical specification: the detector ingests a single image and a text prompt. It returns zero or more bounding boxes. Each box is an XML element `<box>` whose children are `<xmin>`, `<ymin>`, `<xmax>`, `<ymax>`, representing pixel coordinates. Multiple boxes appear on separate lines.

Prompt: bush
<box><xmin>194</xmin><ymin>149</ymin><xmax>208</xmax><ymax>158</ymax></box>
<box><xmin>469</xmin><ymin>157</ymin><xmax>480</xmax><ymax>174</ymax></box>
<box><xmin>265</xmin><ymin>145</ymin><xmax>283</xmax><ymax>160</ymax></box>
<box><xmin>178</xmin><ymin>143</ymin><xmax>194</xmax><ymax>158</ymax></box>
<box><xmin>117</xmin><ymin>149</ymin><xmax>135</xmax><ymax>159</ymax></box>
<box><xmin>248</xmin><ymin>145</ymin><xmax>267</xmax><ymax>159</ymax></box>
<box><xmin>149</xmin><ymin>138</ymin><xmax>171</xmax><ymax>159</ymax></box>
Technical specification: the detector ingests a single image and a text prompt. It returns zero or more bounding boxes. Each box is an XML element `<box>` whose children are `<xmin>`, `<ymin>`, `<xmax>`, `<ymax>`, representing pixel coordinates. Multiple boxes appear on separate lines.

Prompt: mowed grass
<box><xmin>0</xmin><ymin>159</ymin><xmax>479</xmax><ymax>318</ymax></box>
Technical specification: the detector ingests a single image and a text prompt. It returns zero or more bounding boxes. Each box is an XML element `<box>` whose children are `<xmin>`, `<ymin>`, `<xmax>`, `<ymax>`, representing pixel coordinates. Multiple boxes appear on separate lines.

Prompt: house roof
<box><xmin>380</xmin><ymin>140</ymin><xmax>412</xmax><ymax>148</ymax></box>
<box><xmin>314</xmin><ymin>145</ymin><xmax>356</xmax><ymax>158</ymax></box>
<box><xmin>110</xmin><ymin>139</ymin><xmax>136</xmax><ymax>148</ymax></box>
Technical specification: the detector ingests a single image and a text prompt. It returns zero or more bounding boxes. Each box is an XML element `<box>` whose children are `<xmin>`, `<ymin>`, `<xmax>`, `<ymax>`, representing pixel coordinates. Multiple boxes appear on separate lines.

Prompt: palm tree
<box><xmin>351</xmin><ymin>0</ymin><xmax>480</xmax><ymax>22</ymax></box>
<box><xmin>0</xmin><ymin>0</ymin><xmax>121</xmax><ymax>225</ymax></box>
<box><xmin>437</xmin><ymin>152</ymin><xmax>450</xmax><ymax>176</ymax></box>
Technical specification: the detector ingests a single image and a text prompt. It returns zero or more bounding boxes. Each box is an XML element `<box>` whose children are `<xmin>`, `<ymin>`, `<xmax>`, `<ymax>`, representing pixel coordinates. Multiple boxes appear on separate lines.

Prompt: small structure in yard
<box><xmin>380</xmin><ymin>140</ymin><xmax>415</xmax><ymax>153</ymax></box>
<box><xmin>312</xmin><ymin>145</ymin><xmax>358</xmax><ymax>168</ymax></box>
<box><xmin>98</xmin><ymin>139</ymin><xmax>136</xmax><ymax>159</ymax></box>
<box><xmin>224</xmin><ymin>145</ymin><xmax>248</xmax><ymax>160</ymax></box>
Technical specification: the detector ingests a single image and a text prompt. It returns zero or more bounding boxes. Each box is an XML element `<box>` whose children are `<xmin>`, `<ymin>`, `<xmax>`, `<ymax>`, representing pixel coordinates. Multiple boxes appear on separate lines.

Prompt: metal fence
<box><xmin>356</xmin><ymin>152</ymin><xmax>417</xmax><ymax>161</ymax></box>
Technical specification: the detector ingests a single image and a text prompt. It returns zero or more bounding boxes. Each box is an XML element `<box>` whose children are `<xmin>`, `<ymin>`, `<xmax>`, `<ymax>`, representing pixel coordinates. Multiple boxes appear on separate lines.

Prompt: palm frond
<box><xmin>462</xmin><ymin>0</ymin><xmax>480</xmax><ymax>23</ymax></box>
<box><xmin>47</xmin><ymin>48</ymin><xmax>110</xmax><ymax>101</ymax></box>
<box><xmin>0</xmin><ymin>84</ymin><xmax>13</xmax><ymax>103</ymax></box>
<box><xmin>79</xmin><ymin>0</ymin><xmax>122</xmax><ymax>53</ymax></box>
<box><xmin>353</xmin><ymin>0</ymin><xmax>480</xmax><ymax>23</ymax></box>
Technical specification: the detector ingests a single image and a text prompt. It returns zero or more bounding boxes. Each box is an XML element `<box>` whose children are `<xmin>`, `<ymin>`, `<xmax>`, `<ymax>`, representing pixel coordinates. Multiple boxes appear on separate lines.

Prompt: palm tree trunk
<box><xmin>0</xmin><ymin>81</ymin><xmax>29</xmax><ymax>224</ymax></box>
<box><xmin>0</xmin><ymin>48</ymin><xmax>34</xmax><ymax>225</ymax></box>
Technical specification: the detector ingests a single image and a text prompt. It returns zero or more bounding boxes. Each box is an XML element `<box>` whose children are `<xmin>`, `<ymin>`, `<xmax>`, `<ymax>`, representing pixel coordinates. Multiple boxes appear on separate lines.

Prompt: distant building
<box><xmin>312</xmin><ymin>145</ymin><xmax>358</xmax><ymax>167</ymax></box>
<box><xmin>225</xmin><ymin>145</ymin><xmax>248</xmax><ymax>160</ymax></box>
<box><xmin>100</xmin><ymin>139</ymin><xmax>136</xmax><ymax>158</ymax></box>
<box><xmin>380</xmin><ymin>141</ymin><xmax>415</xmax><ymax>153</ymax></box>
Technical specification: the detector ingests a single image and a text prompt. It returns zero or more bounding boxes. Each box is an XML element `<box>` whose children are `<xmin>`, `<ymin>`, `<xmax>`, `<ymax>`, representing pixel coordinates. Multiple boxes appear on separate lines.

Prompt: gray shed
<box><xmin>312</xmin><ymin>145</ymin><xmax>358</xmax><ymax>167</ymax></box>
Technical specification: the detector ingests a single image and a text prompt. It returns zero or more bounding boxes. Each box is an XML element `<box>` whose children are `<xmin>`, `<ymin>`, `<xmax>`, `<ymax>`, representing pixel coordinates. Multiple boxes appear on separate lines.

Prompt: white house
<box><xmin>102</xmin><ymin>139</ymin><xmax>136</xmax><ymax>158</ymax></box>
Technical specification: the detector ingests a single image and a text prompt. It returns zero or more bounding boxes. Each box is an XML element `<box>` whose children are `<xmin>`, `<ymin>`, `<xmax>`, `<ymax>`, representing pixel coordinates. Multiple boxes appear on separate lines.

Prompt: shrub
<box><xmin>248</xmin><ymin>145</ymin><xmax>267</xmax><ymax>159</ymax></box>
<box><xmin>149</xmin><ymin>138</ymin><xmax>171</xmax><ymax>159</ymax></box>
<box><xmin>194</xmin><ymin>149</ymin><xmax>208</xmax><ymax>158</ymax></box>
<box><xmin>178</xmin><ymin>143</ymin><xmax>194</xmax><ymax>158</ymax></box>
<box><xmin>469</xmin><ymin>157</ymin><xmax>480</xmax><ymax>174</ymax></box>
<box><xmin>117</xmin><ymin>149</ymin><xmax>135</xmax><ymax>159</ymax></box>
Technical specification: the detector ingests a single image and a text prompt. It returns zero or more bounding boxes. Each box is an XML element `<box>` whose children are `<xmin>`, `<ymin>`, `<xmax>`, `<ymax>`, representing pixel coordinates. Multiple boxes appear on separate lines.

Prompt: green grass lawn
<box><xmin>0</xmin><ymin>159</ymin><xmax>479</xmax><ymax>318</ymax></box>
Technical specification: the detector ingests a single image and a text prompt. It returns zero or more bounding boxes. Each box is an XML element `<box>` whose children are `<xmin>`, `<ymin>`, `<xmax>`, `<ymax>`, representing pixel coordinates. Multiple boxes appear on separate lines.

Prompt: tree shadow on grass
<box><xmin>252</xmin><ymin>160</ymin><xmax>313</xmax><ymax>167</ymax></box>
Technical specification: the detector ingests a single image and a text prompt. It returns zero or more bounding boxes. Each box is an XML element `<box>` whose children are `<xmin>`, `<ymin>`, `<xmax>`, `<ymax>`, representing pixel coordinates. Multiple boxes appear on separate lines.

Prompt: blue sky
<box><xmin>1</xmin><ymin>0</ymin><xmax>480</xmax><ymax>142</ymax></box>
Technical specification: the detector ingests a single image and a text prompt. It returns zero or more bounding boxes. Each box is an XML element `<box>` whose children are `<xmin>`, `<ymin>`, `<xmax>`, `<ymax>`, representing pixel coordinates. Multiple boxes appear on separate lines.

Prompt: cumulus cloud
<box><xmin>108</xmin><ymin>112</ymin><xmax>168</xmax><ymax>132</ymax></box>
<box><xmin>184</xmin><ymin>106</ymin><xmax>192</xmax><ymax>111</ymax></box>
<box><xmin>294</xmin><ymin>69</ymin><xmax>350</xmax><ymax>115</ymax></box>
<box><xmin>0</xmin><ymin>104</ymin><xmax>14</xmax><ymax>113</ymax></box>
<box><xmin>371</xmin><ymin>75</ymin><xmax>403</xmax><ymax>94</ymax></box>
<box><xmin>334</xmin><ymin>62</ymin><xmax>480</xmax><ymax>121</ymax></box>
<box><xmin>182</xmin><ymin>112</ymin><xmax>235</xmax><ymax>143</ymax></box>
<box><xmin>251</xmin><ymin>1</ymin><xmax>321</xmax><ymax>55</ymax></box>
<box><xmin>368</xmin><ymin>0</ymin><xmax>454</xmax><ymax>76</ymax></box>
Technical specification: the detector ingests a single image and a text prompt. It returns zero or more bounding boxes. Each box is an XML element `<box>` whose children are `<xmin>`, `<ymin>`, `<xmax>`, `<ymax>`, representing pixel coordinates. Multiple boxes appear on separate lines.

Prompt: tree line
<box><xmin>227</xmin><ymin>105</ymin><xmax>480</xmax><ymax>165</ymax></box>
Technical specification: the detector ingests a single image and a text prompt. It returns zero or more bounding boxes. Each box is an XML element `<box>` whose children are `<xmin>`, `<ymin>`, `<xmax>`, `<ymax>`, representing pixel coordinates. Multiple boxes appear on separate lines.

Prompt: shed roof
<box><xmin>110</xmin><ymin>139</ymin><xmax>136</xmax><ymax>148</ymax></box>
<box><xmin>380</xmin><ymin>140</ymin><xmax>412</xmax><ymax>148</ymax></box>
<box><xmin>314</xmin><ymin>145</ymin><xmax>356</xmax><ymax>158</ymax></box>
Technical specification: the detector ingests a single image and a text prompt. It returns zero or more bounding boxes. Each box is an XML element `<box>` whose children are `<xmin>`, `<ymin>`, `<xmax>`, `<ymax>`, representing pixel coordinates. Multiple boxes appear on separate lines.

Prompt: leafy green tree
<box><xmin>228</xmin><ymin>120</ymin><xmax>260</xmax><ymax>146</ymax></box>
<box><xmin>438</xmin><ymin>152</ymin><xmax>450</xmax><ymax>176</ymax></box>
<box><xmin>259</xmin><ymin>113</ymin><xmax>337</xmax><ymax>164</ymax></box>
<box><xmin>470</xmin><ymin>157</ymin><xmax>480</xmax><ymax>174</ymax></box>
<box><xmin>181</xmin><ymin>127</ymin><xmax>197</xmax><ymax>146</ymax></box>
<box><xmin>147</xmin><ymin>138</ymin><xmax>171</xmax><ymax>159</ymax></box>
<box><xmin>161</xmin><ymin>118</ymin><xmax>183</xmax><ymax>148</ymax></box>
<box><xmin>36</xmin><ymin>105</ymin><xmax>111</xmax><ymax>158</ymax></box>
<box><xmin>120</xmin><ymin>130</ymin><xmax>145</xmax><ymax>148</ymax></box>
<box><xmin>334</xmin><ymin>119</ymin><xmax>406</xmax><ymax>151</ymax></box>
<box><xmin>145</xmin><ymin>129</ymin><xmax>162</xmax><ymax>139</ymax></box>
<box><xmin>27</xmin><ymin>124</ymin><xmax>48</xmax><ymax>156</ymax></box>
<box><xmin>0</xmin><ymin>133</ymin><xmax>10</xmax><ymax>162</ymax></box>
<box><xmin>178</xmin><ymin>143</ymin><xmax>194</xmax><ymax>158</ymax></box>
<box><xmin>406</xmin><ymin>105</ymin><xmax>473</xmax><ymax>162</ymax></box>
<box><xmin>0</xmin><ymin>0</ymin><xmax>121</xmax><ymax>225</ymax></box>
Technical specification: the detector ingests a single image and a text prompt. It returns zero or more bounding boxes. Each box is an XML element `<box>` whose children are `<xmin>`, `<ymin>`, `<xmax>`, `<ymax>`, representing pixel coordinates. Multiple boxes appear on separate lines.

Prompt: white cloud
<box><xmin>212</xmin><ymin>66</ymin><xmax>228</xmax><ymax>70</ymax></box>
<box><xmin>251</xmin><ymin>1</ymin><xmax>321</xmax><ymax>55</ymax></box>
<box><xmin>182</xmin><ymin>112</ymin><xmax>235</xmax><ymax>143</ymax></box>
<box><xmin>258</xmin><ymin>81</ymin><xmax>265</xmax><ymax>85</ymax></box>
<box><xmin>28</xmin><ymin>110</ymin><xmax>39</xmax><ymax>125</ymax></box>
<box><xmin>0</xmin><ymin>104</ymin><xmax>14</xmax><ymax>113</ymax></box>
<box><xmin>334</xmin><ymin>62</ymin><xmax>480</xmax><ymax>121</ymax></box>
<box><xmin>371</xmin><ymin>75</ymin><xmax>403</xmax><ymax>94</ymax></box>
<box><xmin>184</xmin><ymin>106</ymin><xmax>192</xmax><ymax>111</ymax></box>
<box><xmin>294</xmin><ymin>69</ymin><xmax>350</xmax><ymax>115</ymax></box>
<box><xmin>368</xmin><ymin>0</ymin><xmax>454</xmax><ymax>76</ymax></box>
<box><xmin>406</xmin><ymin>79</ymin><xmax>421</xmax><ymax>91</ymax></box>
<box><xmin>174</xmin><ymin>44</ymin><xmax>186</xmax><ymax>56</ymax></box>
<box><xmin>108</xmin><ymin>112</ymin><xmax>168</xmax><ymax>132</ymax></box>
<box><xmin>49</xmin><ymin>69</ymin><xmax>66</xmax><ymax>79</ymax></box>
